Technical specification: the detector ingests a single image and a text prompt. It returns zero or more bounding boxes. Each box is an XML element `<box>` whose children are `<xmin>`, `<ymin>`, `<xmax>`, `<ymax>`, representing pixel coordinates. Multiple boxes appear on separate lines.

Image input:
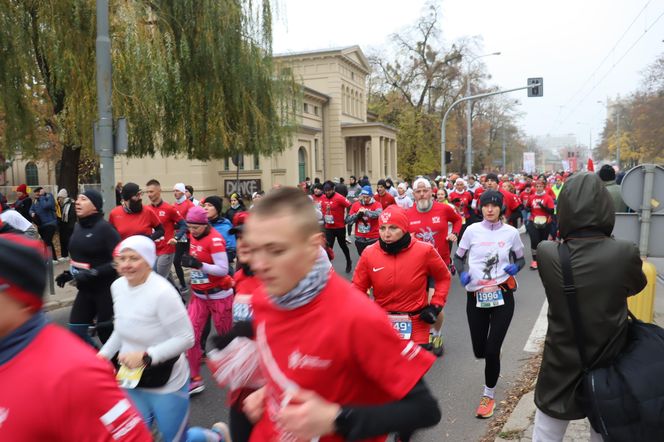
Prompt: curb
<box><xmin>495</xmin><ymin>390</ymin><xmax>535</xmax><ymax>441</ymax></box>
<box><xmin>43</xmin><ymin>296</ymin><xmax>76</xmax><ymax>312</ymax></box>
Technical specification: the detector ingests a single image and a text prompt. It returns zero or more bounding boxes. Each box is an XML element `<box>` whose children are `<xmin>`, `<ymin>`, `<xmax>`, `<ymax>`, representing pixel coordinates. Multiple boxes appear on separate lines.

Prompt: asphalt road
<box><xmin>47</xmin><ymin>232</ymin><xmax>546</xmax><ymax>441</ymax></box>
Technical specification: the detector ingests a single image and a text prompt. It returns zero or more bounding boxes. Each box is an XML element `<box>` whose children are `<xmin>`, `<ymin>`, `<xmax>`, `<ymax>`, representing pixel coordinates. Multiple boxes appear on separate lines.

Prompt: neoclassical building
<box><xmin>3</xmin><ymin>46</ymin><xmax>398</xmax><ymax>199</ymax></box>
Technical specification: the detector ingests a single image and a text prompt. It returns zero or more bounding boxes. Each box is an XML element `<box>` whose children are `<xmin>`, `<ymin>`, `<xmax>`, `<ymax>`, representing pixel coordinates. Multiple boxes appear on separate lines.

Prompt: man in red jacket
<box><xmin>406</xmin><ymin>177</ymin><xmax>461</xmax><ymax>356</ymax></box>
<box><xmin>345</xmin><ymin>185</ymin><xmax>382</xmax><ymax>255</ymax></box>
<box><xmin>0</xmin><ymin>234</ymin><xmax>150</xmax><ymax>441</ymax></box>
<box><xmin>321</xmin><ymin>181</ymin><xmax>352</xmax><ymax>273</ymax></box>
<box><xmin>353</xmin><ymin>206</ymin><xmax>451</xmax><ymax>348</ymax></box>
<box><xmin>145</xmin><ymin>179</ymin><xmax>187</xmax><ymax>279</ymax></box>
<box><xmin>375</xmin><ymin>179</ymin><xmax>396</xmax><ymax>209</ymax></box>
<box><xmin>242</xmin><ymin>188</ymin><xmax>440</xmax><ymax>442</ymax></box>
<box><xmin>109</xmin><ymin>183</ymin><xmax>164</xmax><ymax>241</ymax></box>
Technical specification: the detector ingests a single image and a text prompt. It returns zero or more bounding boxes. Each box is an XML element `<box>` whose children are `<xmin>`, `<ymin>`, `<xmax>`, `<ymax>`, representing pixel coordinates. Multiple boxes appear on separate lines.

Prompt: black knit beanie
<box><xmin>598</xmin><ymin>164</ymin><xmax>616</xmax><ymax>182</ymax></box>
<box><xmin>204</xmin><ymin>196</ymin><xmax>224</xmax><ymax>217</ymax></box>
<box><xmin>83</xmin><ymin>189</ymin><xmax>104</xmax><ymax>213</ymax></box>
<box><xmin>0</xmin><ymin>234</ymin><xmax>47</xmax><ymax>311</ymax></box>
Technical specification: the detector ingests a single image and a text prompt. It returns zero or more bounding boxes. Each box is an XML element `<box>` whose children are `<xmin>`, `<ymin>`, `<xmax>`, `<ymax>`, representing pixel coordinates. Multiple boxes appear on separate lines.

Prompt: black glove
<box><xmin>73</xmin><ymin>268</ymin><xmax>99</xmax><ymax>284</ymax></box>
<box><xmin>419</xmin><ymin>305</ymin><xmax>442</xmax><ymax>324</ymax></box>
<box><xmin>181</xmin><ymin>254</ymin><xmax>203</xmax><ymax>269</ymax></box>
<box><xmin>211</xmin><ymin>321</ymin><xmax>255</xmax><ymax>349</ymax></box>
<box><xmin>55</xmin><ymin>271</ymin><xmax>73</xmax><ymax>288</ymax></box>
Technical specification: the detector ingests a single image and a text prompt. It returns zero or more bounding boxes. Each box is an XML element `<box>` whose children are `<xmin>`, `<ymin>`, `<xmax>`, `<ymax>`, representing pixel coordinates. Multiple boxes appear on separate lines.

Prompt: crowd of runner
<box><xmin>0</xmin><ymin>164</ymin><xmax>630</xmax><ymax>441</ymax></box>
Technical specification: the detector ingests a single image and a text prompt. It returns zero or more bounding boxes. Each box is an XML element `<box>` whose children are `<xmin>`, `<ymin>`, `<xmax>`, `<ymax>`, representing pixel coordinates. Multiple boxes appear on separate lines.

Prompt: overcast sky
<box><xmin>272</xmin><ymin>0</ymin><xmax>664</xmax><ymax>148</ymax></box>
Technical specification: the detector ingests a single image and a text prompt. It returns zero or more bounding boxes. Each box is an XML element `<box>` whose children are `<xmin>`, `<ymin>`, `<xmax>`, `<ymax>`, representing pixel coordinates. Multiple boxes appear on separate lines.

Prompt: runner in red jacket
<box><xmin>375</xmin><ymin>179</ymin><xmax>396</xmax><ymax>208</ymax></box>
<box><xmin>353</xmin><ymin>205</ymin><xmax>451</xmax><ymax>347</ymax></box>
<box><xmin>0</xmin><ymin>234</ymin><xmax>151</xmax><ymax>442</ymax></box>
<box><xmin>345</xmin><ymin>185</ymin><xmax>382</xmax><ymax>256</ymax></box>
<box><xmin>525</xmin><ymin>181</ymin><xmax>555</xmax><ymax>270</ymax></box>
<box><xmin>407</xmin><ymin>178</ymin><xmax>462</xmax><ymax>265</ymax></box>
<box><xmin>109</xmin><ymin>183</ymin><xmax>164</xmax><ymax>241</ymax></box>
<box><xmin>321</xmin><ymin>181</ymin><xmax>352</xmax><ymax>273</ymax></box>
<box><xmin>242</xmin><ymin>188</ymin><xmax>440</xmax><ymax>442</ymax></box>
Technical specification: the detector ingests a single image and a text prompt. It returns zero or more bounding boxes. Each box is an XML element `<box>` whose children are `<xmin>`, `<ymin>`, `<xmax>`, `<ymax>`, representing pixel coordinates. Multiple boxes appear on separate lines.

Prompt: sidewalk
<box><xmin>43</xmin><ymin>259</ymin><xmax>190</xmax><ymax>312</ymax></box>
<box><xmin>495</xmin><ymin>260</ymin><xmax>664</xmax><ymax>441</ymax></box>
<box><xmin>43</xmin><ymin>260</ymin><xmax>78</xmax><ymax>312</ymax></box>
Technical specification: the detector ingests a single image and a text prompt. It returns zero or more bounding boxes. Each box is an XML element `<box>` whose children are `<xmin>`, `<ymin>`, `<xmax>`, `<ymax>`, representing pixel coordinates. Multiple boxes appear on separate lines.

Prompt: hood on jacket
<box><xmin>557</xmin><ymin>172</ymin><xmax>614</xmax><ymax>238</ymax></box>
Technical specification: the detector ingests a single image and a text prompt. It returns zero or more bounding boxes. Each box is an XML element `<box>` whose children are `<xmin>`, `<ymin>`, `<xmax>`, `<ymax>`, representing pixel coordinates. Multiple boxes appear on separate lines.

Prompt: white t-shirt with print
<box><xmin>458</xmin><ymin>221</ymin><xmax>524</xmax><ymax>292</ymax></box>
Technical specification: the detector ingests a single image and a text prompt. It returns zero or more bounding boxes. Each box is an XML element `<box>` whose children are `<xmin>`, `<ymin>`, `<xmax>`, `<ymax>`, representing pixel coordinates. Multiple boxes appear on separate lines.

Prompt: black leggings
<box><xmin>527</xmin><ymin>223</ymin><xmax>550</xmax><ymax>259</ymax></box>
<box><xmin>466</xmin><ymin>290</ymin><xmax>514</xmax><ymax>388</ymax></box>
<box><xmin>174</xmin><ymin>241</ymin><xmax>189</xmax><ymax>287</ymax></box>
<box><xmin>325</xmin><ymin>228</ymin><xmax>351</xmax><ymax>265</ymax></box>
<box><xmin>69</xmin><ymin>288</ymin><xmax>114</xmax><ymax>345</ymax></box>
<box><xmin>39</xmin><ymin>224</ymin><xmax>57</xmax><ymax>260</ymax></box>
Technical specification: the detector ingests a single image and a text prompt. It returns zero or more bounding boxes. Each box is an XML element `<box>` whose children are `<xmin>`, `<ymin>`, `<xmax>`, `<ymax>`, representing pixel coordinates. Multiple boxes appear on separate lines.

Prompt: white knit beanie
<box><xmin>117</xmin><ymin>235</ymin><xmax>156</xmax><ymax>268</ymax></box>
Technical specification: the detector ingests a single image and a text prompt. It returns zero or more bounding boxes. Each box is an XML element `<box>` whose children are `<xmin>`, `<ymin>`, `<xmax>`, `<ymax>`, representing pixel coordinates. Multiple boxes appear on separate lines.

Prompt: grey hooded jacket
<box><xmin>534</xmin><ymin>172</ymin><xmax>646</xmax><ymax>419</ymax></box>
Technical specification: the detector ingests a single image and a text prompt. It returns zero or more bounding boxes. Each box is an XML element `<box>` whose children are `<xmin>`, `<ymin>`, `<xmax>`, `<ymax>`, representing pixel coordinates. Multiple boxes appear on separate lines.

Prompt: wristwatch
<box><xmin>142</xmin><ymin>352</ymin><xmax>152</xmax><ymax>367</ymax></box>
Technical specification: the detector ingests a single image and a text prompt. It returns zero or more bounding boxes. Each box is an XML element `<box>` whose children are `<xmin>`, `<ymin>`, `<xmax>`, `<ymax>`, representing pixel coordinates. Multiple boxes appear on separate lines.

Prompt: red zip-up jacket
<box><xmin>352</xmin><ymin>240</ymin><xmax>451</xmax><ymax>344</ymax></box>
<box><xmin>374</xmin><ymin>192</ymin><xmax>396</xmax><ymax>209</ymax></box>
<box><xmin>320</xmin><ymin>192</ymin><xmax>351</xmax><ymax>229</ymax></box>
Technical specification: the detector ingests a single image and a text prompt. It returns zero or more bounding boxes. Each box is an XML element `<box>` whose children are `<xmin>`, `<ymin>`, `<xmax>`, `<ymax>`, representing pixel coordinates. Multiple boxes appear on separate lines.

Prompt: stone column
<box><xmin>370</xmin><ymin>135</ymin><xmax>382</xmax><ymax>183</ymax></box>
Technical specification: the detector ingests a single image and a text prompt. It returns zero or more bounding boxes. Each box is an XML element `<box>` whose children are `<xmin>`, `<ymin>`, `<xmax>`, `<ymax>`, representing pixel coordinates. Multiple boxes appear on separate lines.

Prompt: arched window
<box><xmin>298</xmin><ymin>147</ymin><xmax>307</xmax><ymax>183</ymax></box>
<box><xmin>25</xmin><ymin>162</ymin><xmax>39</xmax><ymax>186</ymax></box>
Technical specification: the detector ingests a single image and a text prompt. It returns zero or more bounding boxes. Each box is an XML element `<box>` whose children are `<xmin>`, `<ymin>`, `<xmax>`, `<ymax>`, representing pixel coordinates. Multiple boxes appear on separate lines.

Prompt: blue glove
<box><xmin>503</xmin><ymin>264</ymin><xmax>520</xmax><ymax>276</ymax></box>
<box><xmin>460</xmin><ymin>272</ymin><xmax>471</xmax><ymax>286</ymax></box>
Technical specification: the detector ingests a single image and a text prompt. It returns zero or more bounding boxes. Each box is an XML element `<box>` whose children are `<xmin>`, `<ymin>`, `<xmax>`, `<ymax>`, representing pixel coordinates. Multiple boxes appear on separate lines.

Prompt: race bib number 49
<box><xmin>476</xmin><ymin>286</ymin><xmax>505</xmax><ymax>308</ymax></box>
<box><xmin>388</xmin><ymin>314</ymin><xmax>412</xmax><ymax>340</ymax></box>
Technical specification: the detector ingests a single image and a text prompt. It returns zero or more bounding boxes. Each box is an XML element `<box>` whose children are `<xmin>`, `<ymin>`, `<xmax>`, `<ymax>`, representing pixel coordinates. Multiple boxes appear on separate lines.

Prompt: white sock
<box><xmin>483</xmin><ymin>385</ymin><xmax>495</xmax><ymax>399</ymax></box>
<box><xmin>431</xmin><ymin>328</ymin><xmax>442</xmax><ymax>337</ymax></box>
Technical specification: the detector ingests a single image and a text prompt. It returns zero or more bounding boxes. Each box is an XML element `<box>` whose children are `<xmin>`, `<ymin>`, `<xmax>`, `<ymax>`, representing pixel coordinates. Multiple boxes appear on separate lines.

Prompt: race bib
<box><xmin>324</xmin><ymin>215</ymin><xmax>334</xmax><ymax>224</ymax></box>
<box><xmin>476</xmin><ymin>286</ymin><xmax>505</xmax><ymax>308</ymax></box>
<box><xmin>533</xmin><ymin>215</ymin><xmax>548</xmax><ymax>228</ymax></box>
<box><xmin>190</xmin><ymin>269</ymin><xmax>210</xmax><ymax>285</ymax></box>
<box><xmin>232</xmin><ymin>294</ymin><xmax>253</xmax><ymax>323</ymax></box>
<box><xmin>116</xmin><ymin>364</ymin><xmax>145</xmax><ymax>389</ymax></box>
<box><xmin>388</xmin><ymin>314</ymin><xmax>412</xmax><ymax>340</ymax></box>
<box><xmin>358</xmin><ymin>222</ymin><xmax>371</xmax><ymax>234</ymax></box>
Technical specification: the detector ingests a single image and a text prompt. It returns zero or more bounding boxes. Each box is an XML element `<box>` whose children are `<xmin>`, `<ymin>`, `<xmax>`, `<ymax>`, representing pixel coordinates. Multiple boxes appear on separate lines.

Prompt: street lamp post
<box><xmin>465</xmin><ymin>52</ymin><xmax>500</xmax><ymax>176</ymax></box>
<box><xmin>597</xmin><ymin>100</ymin><xmax>621</xmax><ymax>169</ymax></box>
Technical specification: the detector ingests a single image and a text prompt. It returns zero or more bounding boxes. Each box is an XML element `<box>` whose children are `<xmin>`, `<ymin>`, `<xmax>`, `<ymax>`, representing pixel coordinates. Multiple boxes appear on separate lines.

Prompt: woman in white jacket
<box><xmin>99</xmin><ymin>235</ymin><xmax>194</xmax><ymax>442</ymax></box>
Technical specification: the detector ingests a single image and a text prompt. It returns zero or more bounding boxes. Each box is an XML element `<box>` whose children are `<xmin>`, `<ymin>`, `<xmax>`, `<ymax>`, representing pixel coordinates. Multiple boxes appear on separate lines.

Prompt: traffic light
<box><xmin>527</xmin><ymin>78</ymin><xmax>543</xmax><ymax>97</ymax></box>
<box><xmin>445</xmin><ymin>151</ymin><xmax>452</xmax><ymax>164</ymax></box>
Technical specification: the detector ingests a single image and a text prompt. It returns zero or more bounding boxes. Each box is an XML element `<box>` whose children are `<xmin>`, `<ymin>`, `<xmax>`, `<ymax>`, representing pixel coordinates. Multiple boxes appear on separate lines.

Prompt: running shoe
<box><xmin>530</xmin><ymin>260</ymin><xmax>538</xmax><ymax>270</ymax></box>
<box><xmin>189</xmin><ymin>376</ymin><xmax>205</xmax><ymax>395</ymax></box>
<box><xmin>345</xmin><ymin>237</ymin><xmax>352</xmax><ymax>244</ymax></box>
<box><xmin>211</xmin><ymin>422</ymin><xmax>231</xmax><ymax>441</ymax></box>
<box><xmin>431</xmin><ymin>334</ymin><xmax>444</xmax><ymax>357</ymax></box>
<box><xmin>345</xmin><ymin>262</ymin><xmax>352</xmax><ymax>273</ymax></box>
<box><xmin>475</xmin><ymin>396</ymin><xmax>495</xmax><ymax>418</ymax></box>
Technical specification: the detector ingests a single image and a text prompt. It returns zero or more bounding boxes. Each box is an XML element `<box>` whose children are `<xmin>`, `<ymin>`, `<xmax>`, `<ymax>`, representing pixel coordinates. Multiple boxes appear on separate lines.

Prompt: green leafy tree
<box><xmin>0</xmin><ymin>0</ymin><xmax>297</xmax><ymax>195</ymax></box>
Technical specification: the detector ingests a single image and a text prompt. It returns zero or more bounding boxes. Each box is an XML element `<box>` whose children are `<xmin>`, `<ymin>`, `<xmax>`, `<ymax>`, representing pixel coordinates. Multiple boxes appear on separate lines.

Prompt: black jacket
<box><xmin>534</xmin><ymin>172</ymin><xmax>647</xmax><ymax>419</ymax></box>
<box><xmin>68</xmin><ymin>213</ymin><xmax>121</xmax><ymax>291</ymax></box>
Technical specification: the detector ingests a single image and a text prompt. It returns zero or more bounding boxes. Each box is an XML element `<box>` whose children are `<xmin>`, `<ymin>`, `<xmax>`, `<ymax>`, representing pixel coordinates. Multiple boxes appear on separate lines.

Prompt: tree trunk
<box><xmin>57</xmin><ymin>145</ymin><xmax>80</xmax><ymax>198</ymax></box>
